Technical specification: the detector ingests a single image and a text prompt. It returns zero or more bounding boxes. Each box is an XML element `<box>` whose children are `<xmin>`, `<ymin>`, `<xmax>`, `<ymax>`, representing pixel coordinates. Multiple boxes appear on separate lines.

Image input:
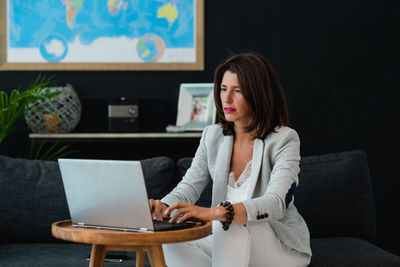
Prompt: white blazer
<box><xmin>162</xmin><ymin>124</ymin><xmax>312</xmax><ymax>256</ymax></box>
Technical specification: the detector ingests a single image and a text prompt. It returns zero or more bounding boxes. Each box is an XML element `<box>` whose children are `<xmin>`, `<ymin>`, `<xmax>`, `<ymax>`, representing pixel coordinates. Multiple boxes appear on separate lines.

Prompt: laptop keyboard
<box><xmin>153</xmin><ymin>220</ymin><xmax>204</xmax><ymax>231</ymax></box>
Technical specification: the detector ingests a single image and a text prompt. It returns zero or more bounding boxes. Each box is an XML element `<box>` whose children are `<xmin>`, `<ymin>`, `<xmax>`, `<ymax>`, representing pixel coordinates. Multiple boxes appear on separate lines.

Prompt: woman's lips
<box><xmin>224</xmin><ymin>107</ymin><xmax>236</xmax><ymax>113</ymax></box>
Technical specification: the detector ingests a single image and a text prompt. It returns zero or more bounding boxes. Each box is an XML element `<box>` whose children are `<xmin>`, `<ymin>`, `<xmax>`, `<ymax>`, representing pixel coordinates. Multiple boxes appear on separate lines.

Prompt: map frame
<box><xmin>0</xmin><ymin>0</ymin><xmax>204</xmax><ymax>71</ymax></box>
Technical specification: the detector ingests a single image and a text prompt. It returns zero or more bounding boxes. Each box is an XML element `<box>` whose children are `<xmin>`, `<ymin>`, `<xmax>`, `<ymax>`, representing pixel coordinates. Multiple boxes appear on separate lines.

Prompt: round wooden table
<box><xmin>52</xmin><ymin>220</ymin><xmax>212</xmax><ymax>267</ymax></box>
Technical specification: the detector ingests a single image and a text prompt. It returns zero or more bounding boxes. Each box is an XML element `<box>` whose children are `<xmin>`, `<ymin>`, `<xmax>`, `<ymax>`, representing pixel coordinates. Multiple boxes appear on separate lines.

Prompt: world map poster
<box><xmin>0</xmin><ymin>0</ymin><xmax>204</xmax><ymax>70</ymax></box>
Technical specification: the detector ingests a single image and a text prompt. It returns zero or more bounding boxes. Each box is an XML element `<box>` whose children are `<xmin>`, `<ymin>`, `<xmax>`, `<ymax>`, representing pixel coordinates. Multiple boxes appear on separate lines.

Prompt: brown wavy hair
<box><xmin>213</xmin><ymin>52</ymin><xmax>289</xmax><ymax>139</ymax></box>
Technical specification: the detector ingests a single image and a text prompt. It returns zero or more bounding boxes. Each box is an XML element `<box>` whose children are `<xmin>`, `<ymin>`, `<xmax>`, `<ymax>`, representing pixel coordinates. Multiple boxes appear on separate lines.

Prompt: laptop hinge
<box><xmin>76</xmin><ymin>222</ymin><xmax>85</xmax><ymax>227</ymax></box>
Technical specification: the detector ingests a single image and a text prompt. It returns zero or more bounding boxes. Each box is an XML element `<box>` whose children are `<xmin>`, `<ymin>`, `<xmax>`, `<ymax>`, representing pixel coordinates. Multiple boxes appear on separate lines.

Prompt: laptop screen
<box><xmin>58</xmin><ymin>158</ymin><xmax>155</xmax><ymax>231</ymax></box>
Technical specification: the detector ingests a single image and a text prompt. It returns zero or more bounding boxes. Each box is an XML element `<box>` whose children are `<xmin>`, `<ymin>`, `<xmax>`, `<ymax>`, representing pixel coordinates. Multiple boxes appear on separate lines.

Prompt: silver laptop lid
<box><xmin>58</xmin><ymin>158</ymin><xmax>155</xmax><ymax>231</ymax></box>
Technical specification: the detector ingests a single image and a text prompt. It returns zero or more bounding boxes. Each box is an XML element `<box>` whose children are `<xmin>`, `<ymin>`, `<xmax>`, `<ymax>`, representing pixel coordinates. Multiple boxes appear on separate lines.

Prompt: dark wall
<box><xmin>1</xmin><ymin>0</ymin><xmax>399</xmax><ymax>256</ymax></box>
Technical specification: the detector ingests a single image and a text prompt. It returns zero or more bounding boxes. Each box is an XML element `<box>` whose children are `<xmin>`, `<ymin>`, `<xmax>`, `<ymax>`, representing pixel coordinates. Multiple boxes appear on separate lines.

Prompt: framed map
<box><xmin>0</xmin><ymin>0</ymin><xmax>204</xmax><ymax>71</ymax></box>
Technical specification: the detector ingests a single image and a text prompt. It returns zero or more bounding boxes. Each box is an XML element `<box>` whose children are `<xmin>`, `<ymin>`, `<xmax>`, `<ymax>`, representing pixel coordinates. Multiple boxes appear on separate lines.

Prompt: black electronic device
<box><xmin>108</xmin><ymin>97</ymin><xmax>139</xmax><ymax>132</ymax></box>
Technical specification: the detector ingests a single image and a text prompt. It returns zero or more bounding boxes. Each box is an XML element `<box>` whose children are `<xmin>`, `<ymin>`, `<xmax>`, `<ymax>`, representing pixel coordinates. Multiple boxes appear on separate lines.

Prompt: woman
<box><xmin>191</xmin><ymin>98</ymin><xmax>205</xmax><ymax>122</ymax></box>
<box><xmin>150</xmin><ymin>52</ymin><xmax>312</xmax><ymax>267</ymax></box>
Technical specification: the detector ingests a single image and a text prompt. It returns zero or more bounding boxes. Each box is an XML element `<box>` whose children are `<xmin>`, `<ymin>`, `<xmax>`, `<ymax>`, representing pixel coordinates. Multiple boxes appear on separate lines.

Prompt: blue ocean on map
<box><xmin>8</xmin><ymin>0</ymin><xmax>195</xmax><ymax>62</ymax></box>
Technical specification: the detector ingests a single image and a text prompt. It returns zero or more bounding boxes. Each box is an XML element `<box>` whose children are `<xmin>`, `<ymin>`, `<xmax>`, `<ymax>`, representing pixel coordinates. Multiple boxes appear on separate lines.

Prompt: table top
<box><xmin>52</xmin><ymin>220</ymin><xmax>212</xmax><ymax>246</ymax></box>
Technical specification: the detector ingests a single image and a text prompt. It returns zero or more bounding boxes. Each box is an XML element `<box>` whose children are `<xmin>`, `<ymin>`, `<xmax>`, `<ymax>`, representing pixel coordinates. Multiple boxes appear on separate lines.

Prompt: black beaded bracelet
<box><xmin>219</xmin><ymin>201</ymin><xmax>234</xmax><ymax>231</ymax></box>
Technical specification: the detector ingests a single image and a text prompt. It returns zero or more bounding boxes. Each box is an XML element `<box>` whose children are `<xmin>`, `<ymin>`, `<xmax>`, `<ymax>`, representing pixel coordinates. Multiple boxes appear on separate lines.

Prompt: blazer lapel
<box><xmin>211</xmin><ymin>135</ymin><xmax>233</xmax><ymax>207</ymax></box>
<box><xmin>246</xmin><ymin>138</ymin><xmax>264</xmax><ymax>200</ymax></box>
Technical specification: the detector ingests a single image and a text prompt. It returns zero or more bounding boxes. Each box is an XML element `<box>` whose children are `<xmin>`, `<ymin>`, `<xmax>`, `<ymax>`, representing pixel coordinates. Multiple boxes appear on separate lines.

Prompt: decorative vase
<box><xmin>25</xmin><ymin>84</ymin><xmax>81</xmax><ymax>133</ymax></box>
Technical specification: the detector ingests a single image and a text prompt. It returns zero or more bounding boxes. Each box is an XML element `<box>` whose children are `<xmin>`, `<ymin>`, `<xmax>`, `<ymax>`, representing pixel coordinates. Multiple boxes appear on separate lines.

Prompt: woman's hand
<box><xmin>164</xmin><ymin>202</ymin><xmax>225</xmax><ymax>224</ymax></box>
<box><xmin>148</xmin><ymin>199</ymin><xmax>169</xmax><ymax>221</ymax></box>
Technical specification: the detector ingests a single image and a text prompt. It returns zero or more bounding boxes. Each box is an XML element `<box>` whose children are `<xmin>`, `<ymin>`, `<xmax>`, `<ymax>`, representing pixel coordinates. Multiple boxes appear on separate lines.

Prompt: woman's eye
<box><xmin>235</xmin><ymin>89</ymin><xmax>241</xmax><ymax>93</ymax></box>
<box><xmin>220</xmin><ymin>88</ymin><xmax>227</xmax><ymax>92</ymax></box>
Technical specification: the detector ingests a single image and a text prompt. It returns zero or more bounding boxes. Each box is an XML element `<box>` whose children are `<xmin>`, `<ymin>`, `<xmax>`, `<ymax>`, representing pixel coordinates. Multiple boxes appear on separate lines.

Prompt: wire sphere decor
<box><xmin>25</xmin><ymin>84</ymin><xmax>81</xmax><ymax>133</ymax></box>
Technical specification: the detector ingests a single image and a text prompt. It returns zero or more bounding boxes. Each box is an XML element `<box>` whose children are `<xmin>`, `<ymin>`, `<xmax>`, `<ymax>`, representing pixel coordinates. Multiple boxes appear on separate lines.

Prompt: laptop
<box><xmin>58</xmin><ymin>158</ymin><xmax>202</xmax><ymax>232</ymax></box>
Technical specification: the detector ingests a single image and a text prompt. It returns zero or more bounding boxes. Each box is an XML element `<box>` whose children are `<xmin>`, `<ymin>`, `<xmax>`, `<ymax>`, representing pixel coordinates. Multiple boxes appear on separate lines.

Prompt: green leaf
<box><xmin>47</xmin><ymin>149</ymin><xmax>79</xmax><ymax>162</ymax></box>
<box><xmin>28</xmin><ymin>140</ymin><xmax>78</xmax><ymax>161</ymax></box>
<box><xmin>0</xmin><ymin>75</ymin><xmax>58</xmax><ymax>144</ymax></box>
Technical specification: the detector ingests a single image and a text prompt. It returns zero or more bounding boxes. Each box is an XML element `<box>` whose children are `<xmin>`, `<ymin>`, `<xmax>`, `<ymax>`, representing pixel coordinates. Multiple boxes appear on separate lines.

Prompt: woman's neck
<box><xmin>234</xmin><ymin>126</ymin><xmax>255</xmax><ymax>144</ymax></box>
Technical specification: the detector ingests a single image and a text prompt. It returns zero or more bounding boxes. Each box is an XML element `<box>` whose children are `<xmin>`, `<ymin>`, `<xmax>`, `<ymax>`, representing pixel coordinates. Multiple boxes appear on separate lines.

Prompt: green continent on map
<box><xmin>137</xmin><ymin>34</ymin><xmax>165</xmax><ymax>62</ymax></box>
<box><xmin>65</xmin><ymin>0</ymin><xmax>84</xmax><ymax>9</ymax></box>
<box><xmin>157</xmin><ymin>3</ymin><xmax>178</xmax><ymax>25</ymax></box>
<box><xmin>61</xmin><ymin>0</ymin><xmax>85</xmax><ymax>29</ymax></box>
<box><xmin>108</xmin><ymin>0</ymin><xmax>126</xmax><ymax>15</ymax></box>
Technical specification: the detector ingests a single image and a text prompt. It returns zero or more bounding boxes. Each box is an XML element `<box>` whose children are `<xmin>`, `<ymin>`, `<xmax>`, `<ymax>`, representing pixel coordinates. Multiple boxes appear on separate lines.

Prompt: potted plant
<box><xmin>0</xmin><ymin>75</ymin><xmax>77</xmax><ymax>160</ymax></box>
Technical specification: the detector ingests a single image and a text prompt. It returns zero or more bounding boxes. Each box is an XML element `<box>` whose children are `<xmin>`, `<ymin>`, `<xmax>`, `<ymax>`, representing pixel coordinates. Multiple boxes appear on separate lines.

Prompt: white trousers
<box><xmin>163</xmin><ymin>221</ymin><xmax>311</xmax><ymax>267</ymax></box>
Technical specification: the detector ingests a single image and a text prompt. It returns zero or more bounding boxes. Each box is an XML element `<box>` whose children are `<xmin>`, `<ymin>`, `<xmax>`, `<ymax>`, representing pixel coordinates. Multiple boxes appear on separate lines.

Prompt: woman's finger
<box><xmin>169</xmin><ymin>206</ymin><xmax>191</xmax><ymax>223</ymax></box>
<box><xmin>176</xmin><ymin>212</ymin><xmax>193</xmax><ymax>223</ymax></box>
<box><xmin>153</xmin><ymin>200</ymin><xmax>163</xmax><ymax>221</ymax></box>
<box><xmin>164</xmin><ymin>202</ymin><xmax>186</xmax><ymax>216</ymax></box>
<box><xmin>168</xmin><ymin>207</ymin><xmax>186</xmax><ymax>223</ymax></box>
<box><xmin>149</xmin><ymin>199</ymin><xmax>156</xmax><ymax>214</ymax></box>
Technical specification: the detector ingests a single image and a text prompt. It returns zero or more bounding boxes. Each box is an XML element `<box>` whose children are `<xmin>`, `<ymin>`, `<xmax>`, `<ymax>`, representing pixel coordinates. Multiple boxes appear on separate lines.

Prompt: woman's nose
<box><xmin>223</xmin><ymin>90</ymin><xmax>233</xmax><ymax>103</ymax></box>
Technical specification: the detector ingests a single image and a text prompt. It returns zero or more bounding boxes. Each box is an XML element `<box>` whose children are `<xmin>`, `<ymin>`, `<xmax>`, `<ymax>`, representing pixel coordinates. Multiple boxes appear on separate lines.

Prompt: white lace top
<box><xmin>226</xmin><ymin>160</ymin><xmax>252</xmax><ymax>204</ymax></box>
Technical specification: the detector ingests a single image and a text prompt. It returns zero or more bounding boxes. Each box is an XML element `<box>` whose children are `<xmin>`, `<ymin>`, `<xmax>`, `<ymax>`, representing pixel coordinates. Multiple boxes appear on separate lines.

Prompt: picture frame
<box><xmin>0</xmin><ymin>0</ymin><xmax>204</xmax><ymax>71</ymax></box>
<box><xmin>176</xmin><ymin>83</ymin><xmax>216</xmax><ymax>131</ymax></box>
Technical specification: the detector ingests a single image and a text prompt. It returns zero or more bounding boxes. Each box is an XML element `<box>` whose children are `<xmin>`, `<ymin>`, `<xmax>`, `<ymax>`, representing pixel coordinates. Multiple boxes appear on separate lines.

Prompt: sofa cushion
<box><xmin>310</xmin><ymin>237</ymin><xmax>400</xmax><ymax>266</ymax></box>
<box><xmin>141</xmin><ymin>156</ymin><xmax>178</xmax><ymax>200</ymax></box>
<box><xmin>0</xmin><ymin>155</ymin><xmax>70</xmax><ymax>243</ymax></box>
<box><xmin>295</xmin><ymin>150</ymin><xmax>376</xmax><ymax>241</ymax></box>
<box><xmin>176</xmin><ymin>158</ymin><xmax>212</xmax><ymax>207</ymax></box>
<box><xmin>0</xmin><ymin>155</ymin><xmax>177</xmax><ymax>243</ymax></box>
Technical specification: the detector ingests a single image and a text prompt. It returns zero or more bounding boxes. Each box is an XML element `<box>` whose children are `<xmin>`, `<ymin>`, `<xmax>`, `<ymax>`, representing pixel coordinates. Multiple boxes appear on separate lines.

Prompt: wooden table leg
<box><xmin>89</xmin><ymin>244</ymin><xmax>107</xmax><ymax>267</ymax></box>
<box><xmin>136</xmin><ymin>250</ymin><xmax>146</xmax><ymax>267</ymax></box>
<box><xmin>147</xmin><ymin>245</ymin><xmax>166</xmax><ymax>267</ymax></box>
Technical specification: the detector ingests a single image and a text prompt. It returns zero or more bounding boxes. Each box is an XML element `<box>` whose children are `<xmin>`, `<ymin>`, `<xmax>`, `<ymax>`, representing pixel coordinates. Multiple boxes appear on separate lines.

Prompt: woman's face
<box><xmin>195</xmin><ymin>100</ymin><xmax>202</xmax><ymax>110</ymax></box>
<box><xmin>220</xmin><ymin>71</ymin><xmax>252</xmax><ymax>127</ymax></box>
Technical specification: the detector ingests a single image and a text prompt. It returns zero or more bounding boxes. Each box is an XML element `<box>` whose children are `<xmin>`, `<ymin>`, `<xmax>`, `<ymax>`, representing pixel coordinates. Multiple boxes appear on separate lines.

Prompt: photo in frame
<box><xmin>0</xmin><ymin>0</ymin><xmax>204</xmax><ymax>71</ymax></box>
<box><xmin>176</xmin><ymin>83</ymin><xmax>216</xmax><ymax>131</ymax></box>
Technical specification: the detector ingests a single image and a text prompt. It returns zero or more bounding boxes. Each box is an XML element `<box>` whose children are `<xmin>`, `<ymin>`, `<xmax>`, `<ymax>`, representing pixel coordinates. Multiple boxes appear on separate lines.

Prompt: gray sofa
<box><xmin>0</xmin><ymin>150</ymin><xmax>399</xmax><ymax>266</ymax></box>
